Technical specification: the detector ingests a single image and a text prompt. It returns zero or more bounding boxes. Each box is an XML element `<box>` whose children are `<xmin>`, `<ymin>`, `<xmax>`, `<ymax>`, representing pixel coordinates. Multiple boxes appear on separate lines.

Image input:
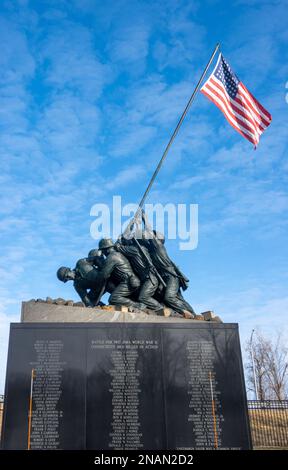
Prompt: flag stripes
<box><xmin>201</xmin><ymin>53</ymin><xmax>272</xmax><ymax>147</ymax></box>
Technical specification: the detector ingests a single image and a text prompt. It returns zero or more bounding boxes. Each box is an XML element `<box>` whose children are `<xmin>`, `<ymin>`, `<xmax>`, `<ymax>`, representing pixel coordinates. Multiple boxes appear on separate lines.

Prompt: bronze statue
<box><xmin>56</xmin><ymin>216</ymin><xmax>196</xmax><ymax>317</ymax></box>
<box><xmin>56</xmin><ymin>250</ymin><xmax>115</xmax><ymax>307</ymax></box>
<box><xmin>57</xmin><ymin>265</ymin><xmax>95</xmax><ymax>307</ymax></box>
<box><xmin>140</xmin><ymin>228</ymin><xmax>196</xmax><ymax>318</ymax></box>
<box><xmin>96</xmin><ymin>238</ymin><xmax>143</xmax><ymax>309</ymax></box>
<box><xmin>115</xmin><ymin>236</ymin><xmax>163</xmax><ymax>311</ymax></box>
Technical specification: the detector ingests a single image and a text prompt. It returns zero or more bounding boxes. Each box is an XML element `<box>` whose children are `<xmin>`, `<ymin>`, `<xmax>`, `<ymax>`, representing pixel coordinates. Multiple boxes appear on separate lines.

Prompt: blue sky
<box><xmin>0</xmin><ymin>0</ymin><xmax>288</xmax><ymax>393</ymax></box>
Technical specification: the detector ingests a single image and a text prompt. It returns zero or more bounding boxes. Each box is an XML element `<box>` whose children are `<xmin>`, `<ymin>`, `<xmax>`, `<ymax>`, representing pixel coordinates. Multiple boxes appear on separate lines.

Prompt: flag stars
<box><xmin>214</xmin><ymin>56</ymin><xmax>239</xmax><ymax>99</ymax></box>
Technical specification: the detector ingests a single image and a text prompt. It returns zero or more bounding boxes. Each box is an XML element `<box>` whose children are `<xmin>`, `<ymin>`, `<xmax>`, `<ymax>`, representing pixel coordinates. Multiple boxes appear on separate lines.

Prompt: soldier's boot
<box><xmin>83</xmin><ymin>295</ymin><xmax>94</xmax><ymax>308</ymax></box>
<box><xmin>128</xmin><ymin>302</ymin><xmax>148</xmax><ymax>313</ymax></box>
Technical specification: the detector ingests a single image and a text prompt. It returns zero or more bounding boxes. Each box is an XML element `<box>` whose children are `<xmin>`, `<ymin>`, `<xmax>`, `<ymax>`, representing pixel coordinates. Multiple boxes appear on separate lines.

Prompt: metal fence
<box><xmin>248</xmin><ymin>400</ymin><xmax>288</xmax><ymax>449</ymax></box>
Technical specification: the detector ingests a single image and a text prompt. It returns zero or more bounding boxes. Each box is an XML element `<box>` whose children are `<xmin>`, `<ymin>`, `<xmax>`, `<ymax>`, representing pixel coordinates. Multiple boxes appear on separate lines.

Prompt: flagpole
<box><xmin>137</xmin><ymin>43</ymin><xmax>220</xmax><ymax>211</ymax></box>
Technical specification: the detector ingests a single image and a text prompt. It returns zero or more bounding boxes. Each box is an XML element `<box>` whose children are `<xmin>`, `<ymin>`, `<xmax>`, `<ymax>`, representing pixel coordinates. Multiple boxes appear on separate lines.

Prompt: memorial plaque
<box><xmin>86</xmin><ymin>326</ymin><xmax>165</xmax><ymax>449</ymax></box>
<box><xmin>1</xmin><ymin>322</ymin><xmax>251</xmax><ymax>450</ymax></box>
<box><xmin>162</xmin><ymin>325</ymin><xmax>251</xmax><ymax>449</ymax></box>
<box><xmin>1</xmin><ymin>326</ymin><xmax>86</xmax><ymax>449</ymax></box>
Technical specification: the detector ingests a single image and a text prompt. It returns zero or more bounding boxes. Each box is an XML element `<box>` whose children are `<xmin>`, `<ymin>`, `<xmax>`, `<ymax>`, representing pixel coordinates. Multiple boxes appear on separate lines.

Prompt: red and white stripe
<box><xmin>201</xmin><ymin>67</ymin><xmax>272</xmax><ymax>147</ymax></box>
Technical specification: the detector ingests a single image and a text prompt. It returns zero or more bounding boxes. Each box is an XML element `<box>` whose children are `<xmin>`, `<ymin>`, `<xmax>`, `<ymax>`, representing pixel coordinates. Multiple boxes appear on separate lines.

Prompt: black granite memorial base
<box><xmin>1</xmin><ymin>322</ymin><xmax>251</xmax><ymax>450</ymax></box>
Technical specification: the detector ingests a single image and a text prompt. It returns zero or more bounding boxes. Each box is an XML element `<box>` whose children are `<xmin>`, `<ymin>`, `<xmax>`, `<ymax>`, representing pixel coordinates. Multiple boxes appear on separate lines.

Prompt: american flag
<box><xmin>201</xmin><ymin>53</ymin><xmax>272</xmax><ymax>147</ymax></box>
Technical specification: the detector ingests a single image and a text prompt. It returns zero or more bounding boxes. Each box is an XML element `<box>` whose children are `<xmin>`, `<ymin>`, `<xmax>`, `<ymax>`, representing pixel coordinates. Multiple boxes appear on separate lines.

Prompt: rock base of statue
<box><xmin>1</xmin><ymin>302</ymin><xmax>251</xmax><ymax>450</ymax></box>
<box><xmin>20</xmin><ymin>299</ymin><xmax>222</xmax><ymax>323</ymax></box>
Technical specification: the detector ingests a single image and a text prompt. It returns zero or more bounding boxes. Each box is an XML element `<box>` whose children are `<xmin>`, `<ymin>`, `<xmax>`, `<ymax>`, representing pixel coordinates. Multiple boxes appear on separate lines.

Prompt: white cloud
<box><xmin>0</xmin><ymin>18</ymin><xmax>35</xmax><ymax>83</ymax></box>
<box><xmin>109</xmin><ymin>24</ymin><xmax>150</xmax><ymax>64</ymax></box>
<box><xmin>194</xmin><ymin>286</ymin><xmax>288</xmax><ymax>351</ymax></box>
<box><xmin>0</xmin><ymin>310</ymin><xmax>20</xmax><ymax>393</ymax></box>
<box><xmin>37</xmin><ymin>93</ymin><xmax>101</xmax><ymax>154</ymax></box>
<box><xmin>171</xmin><ymin>171</ymin><xmax>222</xmax><ymax>191</ymax></box>
<box><xmin>126</xmin><ymin>78</ymin><xmax>195</xmax><ymax>127</ymax></box>
<box><xmin>106</xmin><ymin>164</ymin><xmax>146</xmax><ymax>191</ymax></box>
<box><xmin>109</xmin><ymin>125</ymin><xmax>157</xmax><ymax>158</ymax></box>
<box><xmin>153</xmin><ymin>16</ymin><xmax>205</xmax><ymax>71</ymax></box>
<box><xmin>39</xmin><ymin>20</ymin><xmax>113</xmax><ymax>98</ymax></box>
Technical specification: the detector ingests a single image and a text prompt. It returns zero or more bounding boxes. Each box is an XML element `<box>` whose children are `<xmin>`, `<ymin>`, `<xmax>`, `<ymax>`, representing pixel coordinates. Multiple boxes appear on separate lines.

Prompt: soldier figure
<box><xmin>97</xmin><ymin>238</ymin><xmax>143</xmax><ymax>309</ymax></box>
<box><xmin>142</xmin><ymin>228</ymin><xmax>196</xmax><ymax>318</ymax></box>
<box><xmin>56</xmin><ymin>265</ymin><xmax>95</xmax><ymax>307</ymax></box>
<box><xmin>56</xmin><ymin>250</ymin><xmax>114</xmax><ymax>307</ymax></box>
<box><xmin>115</xmin><ymin>236</ymin><xmax>163</xmax><ymax>311</ymax></box>
<box><xmin>56</xmin><ymin>215</ymin><xmax>196</xmax><ymax>317</ymax></box>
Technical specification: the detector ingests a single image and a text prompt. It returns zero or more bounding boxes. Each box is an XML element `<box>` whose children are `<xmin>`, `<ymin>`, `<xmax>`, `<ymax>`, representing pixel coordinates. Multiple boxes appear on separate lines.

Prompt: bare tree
<box><xmin>246</xmin><ymin>330</ymin><xmax>268</xmax><ymax>400</ymax></box>
<box><xmin>245</xmin><ymin>330</ymin><xmax>288</xmax><ymax>400</ymax></box>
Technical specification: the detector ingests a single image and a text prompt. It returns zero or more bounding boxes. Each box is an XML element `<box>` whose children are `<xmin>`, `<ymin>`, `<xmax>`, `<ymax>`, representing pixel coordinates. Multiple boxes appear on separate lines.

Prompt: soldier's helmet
<box><xmin>98</xmin><ymin>238</ymin><xmax>114</xmax><ymax>250</ymax></box>
<box><xmin>88</xmin><ymin>249</ymin><xmax>102</xmax><ymax>259</ymax></box>
<box><xmin>56</xmin><ymin>266</ymin><xmax>70</xmax><ymax>282</ymax></box>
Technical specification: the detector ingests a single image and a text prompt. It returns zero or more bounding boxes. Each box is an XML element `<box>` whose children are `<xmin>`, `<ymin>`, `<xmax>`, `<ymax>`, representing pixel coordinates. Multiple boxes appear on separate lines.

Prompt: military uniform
<box><xmin>72</xmin><ymin>259</ymin><xmax>100</xmax><ymax>306</ymax></box>
<box><xmin>73</xmin><ymin>258</ymin><xmax>116</xmax><ymax>307</ymax></box>
<box><xmin>115</xmin><ymin>240</ymin><xmax>163</xmax><ymax>311</ymax></box>
<box><xmin>144</xmin><ymin>233</ymin><xmax>195</xmax><ymax>316</ymax></box>
<box><xmin>98</xmin><ymin>241</ymin><xmax>141</xmax><ymax>307</ymax></box>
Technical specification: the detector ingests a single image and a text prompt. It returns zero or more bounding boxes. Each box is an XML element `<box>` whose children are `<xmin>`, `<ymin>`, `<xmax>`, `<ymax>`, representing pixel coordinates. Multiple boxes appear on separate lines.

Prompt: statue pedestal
<box><xmin>20</xmin><ymin>300</ymin><xmax>207</xmax><ymax>324</ymax></box>
<box><xmin>1</xmin><ymin>303</ymin><xmax>251</xmax><ymax>450</ymax></box>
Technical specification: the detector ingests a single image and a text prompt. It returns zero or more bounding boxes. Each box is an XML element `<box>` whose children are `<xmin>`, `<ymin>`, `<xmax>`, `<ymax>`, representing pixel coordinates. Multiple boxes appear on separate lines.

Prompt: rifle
<box><xmin>132</xmin><ymin>237</ymin><xmax>166</xmax><ymax>288</ymax></box>
<box><xmin>120</xmin><ymin>209</ymin><xmax>167</xmax><ymax>288</ymax></box>
<box><xmin>140</xmin><ymin>210</ymin><xmax>190</xmax><ymax>289</ymax></box>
